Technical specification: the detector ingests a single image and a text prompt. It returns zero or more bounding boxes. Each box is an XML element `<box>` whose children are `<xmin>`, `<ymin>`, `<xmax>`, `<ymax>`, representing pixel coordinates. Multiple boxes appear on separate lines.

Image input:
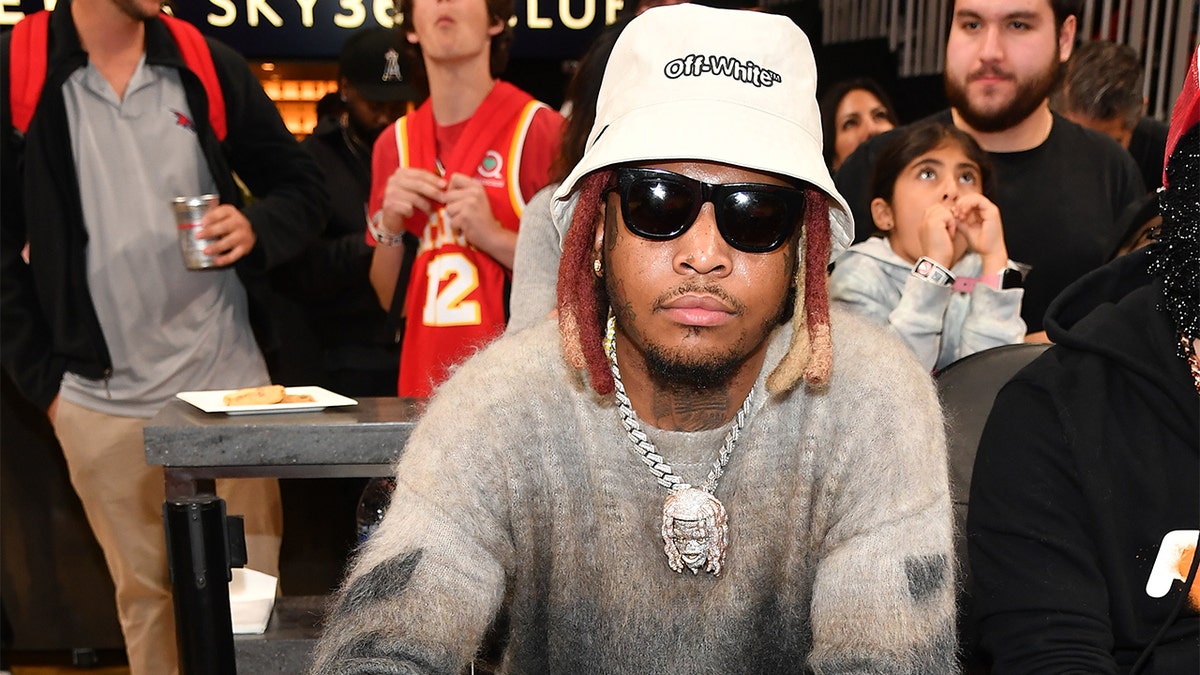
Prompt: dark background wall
<box><xmin>0</xmin><ymin>372</ymin><xmax>125</xmax><ymax>655</ymax></box>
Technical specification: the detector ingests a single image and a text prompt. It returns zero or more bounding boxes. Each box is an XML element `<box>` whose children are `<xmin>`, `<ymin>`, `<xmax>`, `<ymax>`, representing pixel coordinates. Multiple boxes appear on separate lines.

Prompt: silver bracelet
<box><xmin>367</xmin><ymin>214</ymin><xmax>406</xmax><ymax>248</ymax></box>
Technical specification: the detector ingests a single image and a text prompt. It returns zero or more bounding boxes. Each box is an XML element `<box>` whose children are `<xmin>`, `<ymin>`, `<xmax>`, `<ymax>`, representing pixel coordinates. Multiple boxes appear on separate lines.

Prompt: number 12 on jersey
<box><xmin>422</xmin><ymin>252</ymin><xmax>482</xmax><ymax>327</ymax></box>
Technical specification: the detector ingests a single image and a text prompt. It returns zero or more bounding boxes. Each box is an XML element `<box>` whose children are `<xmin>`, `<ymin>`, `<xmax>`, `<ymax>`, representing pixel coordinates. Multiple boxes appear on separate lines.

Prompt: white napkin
<box><xmin>229</xmin><ymin>567</ymin><xmax>278</xmax><ymax>634</ymax></box>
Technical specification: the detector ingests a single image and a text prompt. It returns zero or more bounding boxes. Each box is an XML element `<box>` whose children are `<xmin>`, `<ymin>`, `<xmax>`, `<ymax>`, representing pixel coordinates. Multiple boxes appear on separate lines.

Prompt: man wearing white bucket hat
<box><xmin>310</xmin><ymin>6</ymin><xmax>957</xmax><ymax>673</ymax></box>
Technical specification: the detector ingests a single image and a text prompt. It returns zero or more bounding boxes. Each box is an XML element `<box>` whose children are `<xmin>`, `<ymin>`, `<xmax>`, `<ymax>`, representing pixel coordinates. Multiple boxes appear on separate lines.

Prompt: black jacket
<box><xmin>267</xmin><ymin>115</ymin><xmax>406</xmax><ymax>386</ymax></box>
<box><xmin>0</xmin><ymin>2</ymin><xmax>329</xmax><ymax>409</ymax></box>
<box><xmin>968</xmin><ymin>248</ymin><xmax>1200</xmax><ymax>673</ymax></box>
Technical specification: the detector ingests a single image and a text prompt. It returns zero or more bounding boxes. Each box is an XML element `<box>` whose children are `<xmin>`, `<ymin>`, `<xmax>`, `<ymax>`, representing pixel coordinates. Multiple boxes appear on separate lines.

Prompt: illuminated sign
<box><xmin>0</xmin><ymin>0</ymin><xmax>623</xmax><ymax>58</ymax></box>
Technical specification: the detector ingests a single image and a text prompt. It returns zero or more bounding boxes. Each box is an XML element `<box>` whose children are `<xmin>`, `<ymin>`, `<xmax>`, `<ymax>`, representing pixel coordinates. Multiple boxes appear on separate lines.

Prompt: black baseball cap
<box><xmin>339</xmin><ymin>28</ymin><xmax>418</xmax><ymax>102</ymax></box>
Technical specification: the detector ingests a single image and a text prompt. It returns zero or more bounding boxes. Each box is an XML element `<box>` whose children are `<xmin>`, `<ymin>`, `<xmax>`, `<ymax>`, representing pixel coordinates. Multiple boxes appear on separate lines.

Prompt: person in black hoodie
<box><xmin>966</xmin><ymin>48</ymin><xmax>1200</xmax><ymax>674</ymax></box>
<box><xmin>266</xmin><ymin>28</ymin><xmax>421</xmax><ymax>594</ymax></box>
<box><xmin>270</xmin><ymin>28</ymin><xmax>419</xmax><ymax>395</ymax></box>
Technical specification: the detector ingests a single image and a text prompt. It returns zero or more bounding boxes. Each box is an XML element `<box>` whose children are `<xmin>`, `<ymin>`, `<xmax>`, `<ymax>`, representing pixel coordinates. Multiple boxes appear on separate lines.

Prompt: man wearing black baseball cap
<box><xmin>272</xmin><ymin>26</ymin><xmax>421</xmax><ymax>396</ymax></box>
<box><xmin>267</xmin><ymin>28</ymin><xmax>423</xmax><ymax>591</ymax></box>
<box><xmin>338</xmin><ymin>27</ymin><xmax>420</xmax><ymax>143</ymax></box>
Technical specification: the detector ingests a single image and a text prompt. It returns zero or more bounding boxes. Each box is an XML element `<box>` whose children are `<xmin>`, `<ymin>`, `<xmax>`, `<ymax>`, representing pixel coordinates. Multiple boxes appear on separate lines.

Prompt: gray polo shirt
<box><xmin>58</xmin><ymin>56</ymin><xmax>268</xmax><ymax>418</ymax></box>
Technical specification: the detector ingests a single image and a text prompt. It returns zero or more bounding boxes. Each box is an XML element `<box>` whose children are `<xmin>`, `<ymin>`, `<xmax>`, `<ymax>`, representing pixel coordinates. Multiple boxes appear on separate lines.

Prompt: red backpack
<box><xmin>8</xmin><ymin>10</ymin><xmax>227</xmax><ymax>140</ymax></box>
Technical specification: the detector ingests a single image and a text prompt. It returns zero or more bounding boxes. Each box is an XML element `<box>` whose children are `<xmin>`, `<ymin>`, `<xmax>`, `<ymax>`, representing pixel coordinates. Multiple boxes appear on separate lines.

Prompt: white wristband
<box><xmin>367</xmin><ymin>213</ymin><xmax>406</xmax><ymax>248</ymax></box>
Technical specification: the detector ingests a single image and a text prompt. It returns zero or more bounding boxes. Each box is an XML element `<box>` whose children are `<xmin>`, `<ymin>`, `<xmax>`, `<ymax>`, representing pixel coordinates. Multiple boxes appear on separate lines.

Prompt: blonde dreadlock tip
<box><xmin>801</xmin><ymin>324</ymin><xmax>833</xmax><ymax>388</ymax></box>
<box><xmin>558</xmin><ymin>311</ymin><xmax>588</xmax><ymax>370</ymax></box>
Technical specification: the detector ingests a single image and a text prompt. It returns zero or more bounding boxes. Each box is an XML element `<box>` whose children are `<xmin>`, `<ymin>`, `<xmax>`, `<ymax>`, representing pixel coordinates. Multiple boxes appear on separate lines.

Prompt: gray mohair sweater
<box><xmin>309</xmin><ymin>307</ymin><xmax>959</xmax><ymax>674</ymax></box>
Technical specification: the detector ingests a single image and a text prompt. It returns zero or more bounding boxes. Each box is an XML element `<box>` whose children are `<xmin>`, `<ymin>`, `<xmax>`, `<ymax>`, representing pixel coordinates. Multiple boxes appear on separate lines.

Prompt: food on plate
<box><xmin>222</xmin><ymin>384</ymin><xmax>286</xmax><ymax>407</ymax></box>
<box><xmin>281</xmin><ymin>393</ymin><xmax>317</xmax><ymax>404</ymax></box>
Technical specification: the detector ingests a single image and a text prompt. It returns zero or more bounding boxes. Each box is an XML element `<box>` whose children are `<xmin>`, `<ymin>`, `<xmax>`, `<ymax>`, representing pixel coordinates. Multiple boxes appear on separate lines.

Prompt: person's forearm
<box><xmin>370</xmin><ymin>243</ymin><xmax>407</xmax><ymax>311</ymax></box>
<box><xmin>979</xmin><ymin>249</ymin><xmax>1010</xmax><ymax>275</ymax></box>
<box><xmin>471</xmin><ymin>225</ymin><xmax>517</xmax><ymax>270</ymax></box>
<box><xmin>959</xmin><ymin>288</ymin><xmax>1027</xmax><ymax>361</ymax></box>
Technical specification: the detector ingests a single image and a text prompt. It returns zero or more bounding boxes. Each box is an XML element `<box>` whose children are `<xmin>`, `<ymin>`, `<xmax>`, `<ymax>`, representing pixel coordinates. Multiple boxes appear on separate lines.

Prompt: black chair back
<box><xmin>934</xmin><ymin>342</ymin><xmax>1052</xmax><ymax>670</ymax></box>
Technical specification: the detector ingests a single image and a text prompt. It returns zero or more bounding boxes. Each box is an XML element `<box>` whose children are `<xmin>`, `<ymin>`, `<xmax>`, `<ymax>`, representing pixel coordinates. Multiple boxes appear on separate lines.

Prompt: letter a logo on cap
<box><xmin>383</xmin><ymin>48</ymin><xmax>403</xmax><ymax>83</ymax></box>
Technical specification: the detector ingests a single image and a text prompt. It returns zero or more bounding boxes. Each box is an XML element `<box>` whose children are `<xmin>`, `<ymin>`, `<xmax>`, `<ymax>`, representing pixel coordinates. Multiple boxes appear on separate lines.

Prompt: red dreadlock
<box><xmin>557</xmin><ymin>171</ymin><xmax>615</xmax><ymax>395</ymax></box>
<box><xmin>766</xmin><ymin>189</ymin><xmax>833</xmax><ymax>393</ymax></box>
<box><xmin>800</xmin><ymin>190</ymin><xmax>833</xmax><ymax>387</ymax></box>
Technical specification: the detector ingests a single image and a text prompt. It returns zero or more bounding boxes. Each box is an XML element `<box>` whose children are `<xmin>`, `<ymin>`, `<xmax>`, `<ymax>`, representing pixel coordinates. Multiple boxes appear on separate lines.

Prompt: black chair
<box><xmin>934</xmin><ymin>342</ymin><xmax>1052</xmax><ymax>671</ymax></box>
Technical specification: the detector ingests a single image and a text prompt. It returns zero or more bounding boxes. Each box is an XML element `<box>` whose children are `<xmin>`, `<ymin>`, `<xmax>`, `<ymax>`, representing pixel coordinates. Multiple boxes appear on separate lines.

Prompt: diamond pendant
<box><xmin>661</xmin><ymin>485</ymin><xmax>728</xmax><ymax>576</ymax></box>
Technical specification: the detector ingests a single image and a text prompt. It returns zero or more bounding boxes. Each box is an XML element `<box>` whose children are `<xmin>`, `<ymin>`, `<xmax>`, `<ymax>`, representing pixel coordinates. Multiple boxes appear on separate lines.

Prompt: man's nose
<box><xmin>979</xmin><ymin>25</ymin><xmax>1004</xmax><ymax>62</ymax></box>
<box><xmin>674</xmin><ymin>204</ymin><xmax>732</xmax><ymax>276</ymax></box>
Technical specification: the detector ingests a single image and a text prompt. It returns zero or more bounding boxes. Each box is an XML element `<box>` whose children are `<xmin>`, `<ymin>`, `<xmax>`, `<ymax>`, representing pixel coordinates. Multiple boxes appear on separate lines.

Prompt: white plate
<box><xmin>175</xmin><ymin>386</ymin><xmax>358</xmax><ymax>415</ymax></box>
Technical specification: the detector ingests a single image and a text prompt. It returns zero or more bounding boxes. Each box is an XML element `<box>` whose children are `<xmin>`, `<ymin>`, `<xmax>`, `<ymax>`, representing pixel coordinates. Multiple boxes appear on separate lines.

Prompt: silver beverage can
<box><xmin>172</xmin><ymin>194</ymin><xmax>218</xmax><ymax>269</ymax></box>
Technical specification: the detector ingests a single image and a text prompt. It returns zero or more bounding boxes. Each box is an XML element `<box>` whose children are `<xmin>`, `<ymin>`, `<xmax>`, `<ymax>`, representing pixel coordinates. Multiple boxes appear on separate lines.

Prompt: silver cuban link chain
<box><xmin>604</xmin><ymin>315</ymin><xmax>754</xmax><ymax>576</ymax></box>
<box><xmin>604</xmin><ymin>315</ymin><xmax>752</xmax><ymax>492</ymax></box>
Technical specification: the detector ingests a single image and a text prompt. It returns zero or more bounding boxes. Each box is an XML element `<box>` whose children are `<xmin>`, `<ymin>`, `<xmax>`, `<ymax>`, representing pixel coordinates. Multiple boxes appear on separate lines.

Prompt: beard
<box><xmin>116</xmin><ymin>0</ymin><xmax>164</xmax><ymax>21</ymax></box>
<box><xmin>642</xmin><ymin>341</ymin><xmax>743</xmax><ymax>390</ymax></box>
<box><xmin>605</xmin><ymin>279</ymin><xmax>789</xmax><ymax>392</ymax></box>
<box><xmin>945</xmin><ymin>54</ymin><xmax>1061</xmax><ymax>133</ymax></box>
<box><xmin>347</xmin><ymin>112</ymin><xmax>387</xmax><ymax>146</ymax></box>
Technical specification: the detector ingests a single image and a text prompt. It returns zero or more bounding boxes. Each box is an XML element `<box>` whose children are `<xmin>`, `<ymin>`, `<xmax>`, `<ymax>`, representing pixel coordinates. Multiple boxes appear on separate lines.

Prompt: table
<box><xmin>144</xmin><ymin>397</ymin><xmax>422</xmax><ymax>675</ymax></box>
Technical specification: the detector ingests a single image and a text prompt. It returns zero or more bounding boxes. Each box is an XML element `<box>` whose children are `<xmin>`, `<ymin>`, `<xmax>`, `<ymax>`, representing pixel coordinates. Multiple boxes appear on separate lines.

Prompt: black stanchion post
<box><xmin>163</xmin><ymin>496</ymin><xmax>238</xmax><ymax>675</ymax></box>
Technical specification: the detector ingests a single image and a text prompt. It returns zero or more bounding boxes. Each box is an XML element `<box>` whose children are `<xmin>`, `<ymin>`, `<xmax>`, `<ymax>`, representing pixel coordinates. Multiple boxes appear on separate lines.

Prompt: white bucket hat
<box><xmin>552</xmin><ymin>3</ymin><xmax>853</xmax><ymax>258</ymax></box>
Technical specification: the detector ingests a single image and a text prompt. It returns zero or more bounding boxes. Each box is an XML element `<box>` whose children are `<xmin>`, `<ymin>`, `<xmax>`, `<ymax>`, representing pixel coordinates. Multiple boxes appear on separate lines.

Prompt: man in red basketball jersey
<box><xmin>366</xmin><ymin>0</ymin><xmax>563</xmax><ymax>398</ymax></box>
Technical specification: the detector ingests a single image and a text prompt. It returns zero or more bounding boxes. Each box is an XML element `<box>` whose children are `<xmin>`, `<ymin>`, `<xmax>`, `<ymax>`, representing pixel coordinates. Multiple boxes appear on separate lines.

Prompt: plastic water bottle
<box><xmin>355</xmin><ymin>477</ymin><xmax>396</xmax><ymax>544</ymax></box>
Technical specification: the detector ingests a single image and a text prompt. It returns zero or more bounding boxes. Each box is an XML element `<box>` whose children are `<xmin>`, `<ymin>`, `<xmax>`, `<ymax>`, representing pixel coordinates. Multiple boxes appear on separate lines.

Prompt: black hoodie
<box><xmin>967</xmin><ymin>247</ymin><xmax>1200</xmax><ymax>674</ymax></box>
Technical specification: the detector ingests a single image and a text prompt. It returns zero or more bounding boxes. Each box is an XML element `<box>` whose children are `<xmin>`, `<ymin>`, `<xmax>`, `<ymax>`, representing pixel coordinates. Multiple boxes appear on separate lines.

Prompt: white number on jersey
<box><xmin>422</xmin><ymin>252</ymin><xmax>482</xmax><ymax>327</ymax></box>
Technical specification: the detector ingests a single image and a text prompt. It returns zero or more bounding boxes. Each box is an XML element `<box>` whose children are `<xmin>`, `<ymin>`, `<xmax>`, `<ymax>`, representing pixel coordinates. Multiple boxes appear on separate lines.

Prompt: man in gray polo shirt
<box><xmin>0</xmin><ymin>0</ymin><xmax>328</xmax><ymax>672</ymax></box>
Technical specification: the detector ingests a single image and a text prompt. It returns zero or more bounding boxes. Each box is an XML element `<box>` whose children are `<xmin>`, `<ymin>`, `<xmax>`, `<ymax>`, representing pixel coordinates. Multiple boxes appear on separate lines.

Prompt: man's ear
<box><xmin>592</xmin><ymin>201</ymin><xmax>607</xmax><ymax>262</ymax></box>
<box><xmin>870</xmin><ymin>197</ymin><xmax>895</xmax><ymax>231</ymax></box>
<box><xmin>1058</xmin><ymin>15</ymin><xmax>1077</xmax><ymax>63</ymax></box>
<box><xmin>487</xmin><ymin>16</ymin><xmax>506</xmax><ymax>37</ymax></box>
<box><xmin>406</xmin><ymin>29</ymin><xmax>420</xmax><ymax>44</ymax></box>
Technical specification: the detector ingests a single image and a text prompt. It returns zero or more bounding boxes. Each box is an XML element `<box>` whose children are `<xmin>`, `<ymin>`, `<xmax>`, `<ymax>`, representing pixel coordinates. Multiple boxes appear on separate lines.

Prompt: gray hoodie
<box><xmin>829</xmin><ymin>237</ymin><xmax>1026</xmax><ymax>371</ymax></box>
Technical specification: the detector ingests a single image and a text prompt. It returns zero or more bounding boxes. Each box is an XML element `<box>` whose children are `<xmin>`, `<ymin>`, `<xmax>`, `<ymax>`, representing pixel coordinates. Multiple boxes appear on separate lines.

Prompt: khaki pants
<box><xmin>54</xmin><ymin>399</ymin><xmax>282</xmax><ymax>675</ymax></box>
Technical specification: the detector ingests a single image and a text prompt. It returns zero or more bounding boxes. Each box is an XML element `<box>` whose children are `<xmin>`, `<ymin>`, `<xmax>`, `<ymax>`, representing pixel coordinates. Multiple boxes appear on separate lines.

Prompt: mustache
<box><xmin>968</xmin><ymin>66</ymin><xmax>1014</xmax><ymax>82</ymax></box>
<box><xmin>652</xmin><ymin>284</ymin><xmax>746</xmax><ymax>314</ymax></box>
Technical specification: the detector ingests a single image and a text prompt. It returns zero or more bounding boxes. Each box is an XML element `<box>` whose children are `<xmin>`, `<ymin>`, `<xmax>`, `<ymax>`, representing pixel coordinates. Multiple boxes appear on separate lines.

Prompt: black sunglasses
<box><xmin>606</xmin><ymin>167</ymin><xmax>806</xmax><ymax>253</ymax></box>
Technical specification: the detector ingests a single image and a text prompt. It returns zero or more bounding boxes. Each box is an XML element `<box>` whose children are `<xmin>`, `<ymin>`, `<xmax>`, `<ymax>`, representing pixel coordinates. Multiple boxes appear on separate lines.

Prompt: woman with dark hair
<box><xmin>829</xmin><ymin>120</ymin><xmax>1026</xmax><ymax>371</ymax></box>
<box><xmin>819</xmin><ymin>77</ymin><xmax>898</xmax><ymax>172</ymax></box>
<box><xmin>507</xmin><ymin>19</ymin><xmax>631</xmax><ymax>332</ymax></box>
<box><xmin>547</xmin><ymin>18</ymin><xmax>633</xmax><ymax>185</ymax></box>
